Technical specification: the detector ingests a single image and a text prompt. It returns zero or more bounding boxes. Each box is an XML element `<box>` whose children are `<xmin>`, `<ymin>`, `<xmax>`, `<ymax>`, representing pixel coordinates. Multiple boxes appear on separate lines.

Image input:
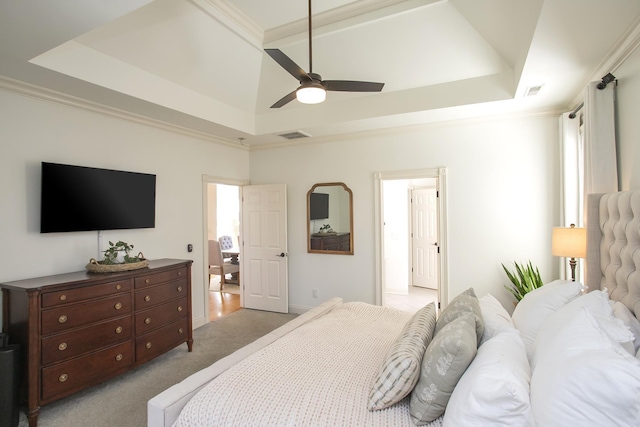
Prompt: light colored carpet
<box><xmin>19</xmin><ymin>309</ymin><xmax>297</xmax><ymax>427</ymax></box>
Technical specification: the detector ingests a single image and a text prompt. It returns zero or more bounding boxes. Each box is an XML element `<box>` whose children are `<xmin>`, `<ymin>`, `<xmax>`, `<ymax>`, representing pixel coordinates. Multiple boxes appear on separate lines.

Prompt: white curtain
<box><xmin>583</xmin><ymin>81</ymin><xmax>618</xmax><ymax>198</ymax></box>
<box><xmin>559</xmin><ymin>112</ymin><xmax>582</xmax><ymax>280</ymax></box>
<box><xmin>558</xmin><ymin>79</ymin><xmax>617</xmax><ymax>282</ymax></box>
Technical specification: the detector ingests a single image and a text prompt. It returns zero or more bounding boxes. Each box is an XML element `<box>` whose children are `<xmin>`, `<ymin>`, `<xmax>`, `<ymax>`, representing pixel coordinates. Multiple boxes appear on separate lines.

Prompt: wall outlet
<box><xmin>312</xmin><ymin>289</ymin><xmax>319</xmax><ymax>298</ymax></box>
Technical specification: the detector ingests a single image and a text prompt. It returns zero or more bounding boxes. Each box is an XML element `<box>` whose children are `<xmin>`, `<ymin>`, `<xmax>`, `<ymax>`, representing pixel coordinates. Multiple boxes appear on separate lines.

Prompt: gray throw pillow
<box><xmin>410</xmin><ymin>315</ymin><xmax>478</xmax><ymax>424</ymax></box>
<box><xmin>434</xmin><ymin>287</ymin><xmax>484</xmax><ymax>343</ymax></box>
<box><xmin>368</xmin><ymin>302</ymin><xmax>437</xmax><ymax>410</ymax></box>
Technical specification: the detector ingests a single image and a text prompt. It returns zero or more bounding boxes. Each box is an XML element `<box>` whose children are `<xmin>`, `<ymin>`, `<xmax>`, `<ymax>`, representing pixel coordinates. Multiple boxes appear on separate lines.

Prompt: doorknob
<box><xmin>277</xmin><ymin>252</ymin><xmax>287</xmax><ymax>257</ymax></box>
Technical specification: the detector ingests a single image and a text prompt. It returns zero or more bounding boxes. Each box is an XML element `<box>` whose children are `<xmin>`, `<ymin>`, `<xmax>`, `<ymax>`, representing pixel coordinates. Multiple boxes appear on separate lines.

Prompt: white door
<box><xmin>241</xmin><ymin>184</ymin><xmax>288</xmax><ymax>313</ymax></box>
<box><xmin>411</xmin><ymin>188</ymin><xmax>438</xmax><ymax>289</ymax></box>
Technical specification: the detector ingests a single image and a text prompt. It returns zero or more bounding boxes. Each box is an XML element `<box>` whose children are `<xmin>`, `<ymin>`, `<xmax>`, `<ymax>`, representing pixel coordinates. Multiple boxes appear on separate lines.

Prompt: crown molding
<box><xmin>0</xmin><ymin>76</ymin><xmax>248</xmax><ymax>151</ymax></box>
<box><xmin>189</xmin><ymin>0</ymin><xmax>264</xmax><ymax>48</ymax></box>
<box><xmin>265</xmin><ymin>0</ymin><xmax>443</xmax><ymax>45</ymax></box>
<box><xmin>249</xmin><ymin>107</ymin><xmax>562</xmax><ymax>151</ymax></box>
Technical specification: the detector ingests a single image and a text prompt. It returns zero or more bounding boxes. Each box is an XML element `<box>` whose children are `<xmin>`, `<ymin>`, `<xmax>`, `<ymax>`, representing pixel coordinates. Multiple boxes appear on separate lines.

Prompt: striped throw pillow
<box><xmin>368</xmin><ymin>302</ymin><xmax>437</xmax><ymax>410</ymax></box>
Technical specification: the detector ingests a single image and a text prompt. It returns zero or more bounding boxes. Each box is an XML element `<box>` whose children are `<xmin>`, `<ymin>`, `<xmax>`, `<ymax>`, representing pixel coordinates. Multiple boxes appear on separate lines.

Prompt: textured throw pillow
<box><xmin>368</xmin><ymin>302</ymin><xmax>437</xmax><ymax>410</ymax></box>
<box><xmin>530</xmin><ymin>307</ymin><xmax>640</xmax><ymax>427</ymax></box>
<box><xmin>435</xmin><ymin>287</ymin><xmax>484</xmax><ymax>343</ymax></box>
<box><xmin>511</xmin><ymin>279</ymin><xmax>583</xmax><ymax>360</ymax></box>
<box><xmin>478</xmin><ymin>293</ymin><xmax>515</xmax><ymax>346</ymax></box>
<box><xmin>613</xmin><ymin>301</ymin><xmax>640</xmax><ymax>354</ymax></box>
<box><xmin>442</xmin><ymin>330</ymin><xmax>534</xmax><ymax>427</ymax></box>
<box><xmin>410</xmin><ymin>315</ymin><xmax>477</xmax><ymax>425</ymax></box>
<box><xmin>531</xmin><ymin>290</ymin><xmax>635</xmax><ymax>371</ymax></box>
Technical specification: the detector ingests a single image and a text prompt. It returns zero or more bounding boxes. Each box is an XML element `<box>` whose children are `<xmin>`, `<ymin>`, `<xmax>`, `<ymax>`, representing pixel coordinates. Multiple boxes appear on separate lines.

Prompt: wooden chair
<box><xmin>208</xmin><ymin>239</ymin><xmax>240</xmax><ymax>290</ymax></box>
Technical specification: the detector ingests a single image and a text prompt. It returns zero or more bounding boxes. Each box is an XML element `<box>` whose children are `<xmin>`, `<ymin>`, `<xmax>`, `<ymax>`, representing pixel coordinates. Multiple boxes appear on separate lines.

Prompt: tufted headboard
<box><xmin>586</xmin><ymin>190</ymin><xmax>640</xmax><ymax>317</ymax></box>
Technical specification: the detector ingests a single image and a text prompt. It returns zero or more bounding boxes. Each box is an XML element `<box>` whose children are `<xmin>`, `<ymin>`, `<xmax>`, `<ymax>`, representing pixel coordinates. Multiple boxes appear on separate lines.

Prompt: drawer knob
<box><xmin>177</xmin><ymin>306</ymin><xmax>183</xmax><ymax>312</ymax></box>
<box><xmin>115</xmin><ymin>326</ymin><xmax>123</xmax><ymax>334</ymax></box>
<box><xmin>144</xmin><ymin>317</ymin><xmax>151</xmax><ymax>325</ymax></box>
<box><xmin>114</xmin><ymin>302</ymin><xmax>123</xmax><ymax>310</ymax></box>
<box><xmin>145</xmin><ymin>342</ymin><xmax>152</xmax><ymax>349</ymax></box>
<box><xmin>115</xmin><ymin>353</ymin><xmax>123</xmax><ymax>362</ymax></box>
<box><xmin>58</xmin><ymin>343</ymin><xmax>67</xmax><ymax>351</ymax></box>
<box><xmin>178</xmin><ymin>328</ymin><xmax>184</xmax><ymax>334</ymax></box>
<box><xmin>177</xmin><ymin>286</ymin><xmax>183</xmax><ymax>292</ymax></box>
<box><xmin>145</xmin><ymin>278</ymin><xmax>150</xmax><ymax>284</ymax></box>
<box><xmin>58</xmin><ymin>315</ymin><xmax>67</xmax><ymax>324</ymax></box>
<box><xmin>177</xmin><ymin>271</ymin><xmax>182</xmax><ymax>276</ymax></box>
<box><xmin>144</xmin><ymin>295</ymin><xmax>151</xmax><ymax>302</ymax></box>
<box><xmin>59</xmin><ymin>374</ymin><xmax>68</xmax><ymax>383</ymax></box>
<box><xmin>59</xmin><ymin>294</ymin><xmax>67</xmax><ymax>301</ymax></box>
<box><xmin>116</xmin><ymin>284</ymin><xmax>122</xmax><ymax>290</ymax></box>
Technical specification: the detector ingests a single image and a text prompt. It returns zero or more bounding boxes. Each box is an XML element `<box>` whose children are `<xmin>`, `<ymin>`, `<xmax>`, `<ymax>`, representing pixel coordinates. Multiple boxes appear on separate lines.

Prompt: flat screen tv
<box><xmin>41</xmin><ymin>162</ymin><xmax>156</xmax><ymax>233</ymax></box>
<box><xmin>309</xmin><ymin>192</ymin><xmax>329</xmax><ymax>220</ymax></box>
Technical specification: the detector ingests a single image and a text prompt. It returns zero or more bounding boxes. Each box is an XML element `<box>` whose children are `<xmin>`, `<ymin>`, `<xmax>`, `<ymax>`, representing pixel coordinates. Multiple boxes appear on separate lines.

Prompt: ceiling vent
<box><xmin>524</xmin><ymin>85</ymin><xmax>544</xmax><ymax>97</ymax></box>
<box><xmin>278</xmin><ymin>131</ymin><xmax>311</xmax><ymax>140</ymax></box>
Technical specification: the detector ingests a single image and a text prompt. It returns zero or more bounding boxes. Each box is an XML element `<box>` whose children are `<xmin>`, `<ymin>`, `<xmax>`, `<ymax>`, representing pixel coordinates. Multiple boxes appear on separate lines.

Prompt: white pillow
<box><xmin>478</xmin><ymin>294</ymin><xmax>515</xmax><ymax>346</ymax></box>
<box><xmin>612</xmin><ymin>301</ymin><xmax>640</xmax><ymax>353</ymax></box>
<box><xmin>530</xmin><ymin>307</ymin><xmax>640</xmax><ymax>427</ymax></box>
<box><xmin>531</xmin><ymin>290</ymin><xmax>635</xmax><ymax>371</ymax></box>
<box><xmin>511</xmin><ymin>279</ymin><xmax>583</xmax><ymax>360</ymax></box>
<box><xmin>442</xmin><ymin>330</ymin><xmax>534</xmax><ymax>427</ymax></box>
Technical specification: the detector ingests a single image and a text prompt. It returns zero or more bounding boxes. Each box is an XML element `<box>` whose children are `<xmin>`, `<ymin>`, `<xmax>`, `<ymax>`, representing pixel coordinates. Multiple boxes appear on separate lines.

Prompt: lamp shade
<box><xmin>552</xmin><ymin>225</ymin><xmax>587</xmax><ymax>258</ymax></box>
<box><xmin>296</xmin><ymin>84</ymin><xmax>326</xmax><ymax>104</ymax></box>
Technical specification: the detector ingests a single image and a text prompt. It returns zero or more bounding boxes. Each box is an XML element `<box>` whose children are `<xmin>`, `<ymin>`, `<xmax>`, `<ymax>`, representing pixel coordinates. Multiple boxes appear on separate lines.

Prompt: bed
<box><xmin>149</xmin><ymin>189</ymin><xmax>640</xmax><ymax>427</ymax></box>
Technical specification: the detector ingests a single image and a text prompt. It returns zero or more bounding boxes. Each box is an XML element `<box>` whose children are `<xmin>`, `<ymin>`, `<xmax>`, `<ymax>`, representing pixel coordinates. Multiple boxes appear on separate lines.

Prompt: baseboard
<box><xmin>288</xmin><ymin>304</ymin><xmax>312</xmax><ymax>315</ymax></box>
<box><xmin>192</xmin><ymin>315</ymin><xmax>207</xmax><ymax>329</ymax></box>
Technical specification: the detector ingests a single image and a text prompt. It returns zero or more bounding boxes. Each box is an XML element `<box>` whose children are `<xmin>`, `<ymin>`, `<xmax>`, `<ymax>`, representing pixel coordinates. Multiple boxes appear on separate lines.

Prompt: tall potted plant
<box><xmin>502</xmin><ymin>260</ymin><xmax>543</xmax><ymax>302</ymax></box>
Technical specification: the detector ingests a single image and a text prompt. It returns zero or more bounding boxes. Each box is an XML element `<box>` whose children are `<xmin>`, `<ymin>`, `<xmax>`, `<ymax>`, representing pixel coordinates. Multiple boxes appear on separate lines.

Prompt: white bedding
<box><xmin>173</xmin><ymin>302</ymin><xmax>443</xmax><ymax>427</ymax></box>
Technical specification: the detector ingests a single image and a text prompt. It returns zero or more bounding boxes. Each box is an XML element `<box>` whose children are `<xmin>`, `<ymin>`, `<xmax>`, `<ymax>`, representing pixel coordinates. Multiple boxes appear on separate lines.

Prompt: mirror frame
<box><xmin>307</xmin><ymin>182</ymin><xmax>354</xmax><ymax>255</ymax></box>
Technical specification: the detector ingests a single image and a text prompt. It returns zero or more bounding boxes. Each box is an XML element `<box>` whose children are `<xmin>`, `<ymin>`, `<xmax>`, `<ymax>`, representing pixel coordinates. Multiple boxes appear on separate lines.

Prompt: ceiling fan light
<box><xmin>296</xmin><ymin>86</ymin><xmax>326</xmax><ymax>104</ymax></box>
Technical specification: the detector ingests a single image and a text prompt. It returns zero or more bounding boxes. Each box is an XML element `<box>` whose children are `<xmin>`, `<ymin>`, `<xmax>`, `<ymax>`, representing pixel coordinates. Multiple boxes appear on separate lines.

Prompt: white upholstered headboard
<box><xmin>586</xmin><ymin>190</ymin><xmax>640</xmax><ymax>317</ymax></box>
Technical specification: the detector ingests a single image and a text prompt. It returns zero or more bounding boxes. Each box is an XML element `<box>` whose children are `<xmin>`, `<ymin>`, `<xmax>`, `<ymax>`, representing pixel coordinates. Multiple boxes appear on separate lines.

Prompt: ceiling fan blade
<box><xmin>323</xmin><ymin>80</ymin><xmax>385</xmax><ymax>92</ymax></box>
<box><xmin>270</xmin><ymin>90</ymin><xmax>298</xmax><ymax>109</ymax></box>
<box><xmin>265</xmin><ymin>49</ymin><xmax>312</xmax><ymax>83</ymax></box>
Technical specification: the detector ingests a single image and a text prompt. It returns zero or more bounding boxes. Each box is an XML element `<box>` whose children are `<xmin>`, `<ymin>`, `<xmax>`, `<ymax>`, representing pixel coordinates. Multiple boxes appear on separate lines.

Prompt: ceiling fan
<box><xmin>265</xmin><ymin>0</ymin><xmax>385</xmax><ymax>108</ymax></box>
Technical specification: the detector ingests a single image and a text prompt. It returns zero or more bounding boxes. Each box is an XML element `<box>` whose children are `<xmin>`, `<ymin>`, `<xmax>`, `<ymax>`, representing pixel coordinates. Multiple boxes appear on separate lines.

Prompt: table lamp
<box><xmin>552</xmin><ymin>223</ymin><xmax>587</xmax><ymax>281</ymax></box>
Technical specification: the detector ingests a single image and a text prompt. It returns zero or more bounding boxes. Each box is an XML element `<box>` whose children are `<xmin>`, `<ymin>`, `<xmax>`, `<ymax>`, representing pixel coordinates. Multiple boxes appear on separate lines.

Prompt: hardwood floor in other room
<box><xmin>386</xmin><ymin>286</ymin><xmax>437</xmax><ymax>313</ymax></box>
<box><xmin>209</xmin><ymin>291</ymin><xmax>241</xmax><ymax>321</ymax></box>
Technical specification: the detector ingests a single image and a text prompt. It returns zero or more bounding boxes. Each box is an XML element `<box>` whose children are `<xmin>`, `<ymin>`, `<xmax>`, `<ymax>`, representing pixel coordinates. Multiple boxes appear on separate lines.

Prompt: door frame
<box><xmin>374</xmin><ymin>168</ymin><xmax>449</xmax><ymax>309</ymax></box>
<box><xmin>202</xmin><ymin>175</ymin><xmax>249</xmax><ymax>325</ymax></box>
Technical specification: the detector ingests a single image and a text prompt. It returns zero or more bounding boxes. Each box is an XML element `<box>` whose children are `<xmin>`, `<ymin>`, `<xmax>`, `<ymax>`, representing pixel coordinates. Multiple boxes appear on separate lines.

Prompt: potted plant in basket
<box><xmin>502</xmin><ymin>260</ymin><xmax>544</xmax><ymax>302</ymax></box>
<box><xmin>86</xmin><ymin>240</ymin><xmax>148</xmax><ymax>273</ymax></box>
<box><xmin>102</xmin><ymin>240</ymin><xmax>142</xmax><ymax>265</ymax></box>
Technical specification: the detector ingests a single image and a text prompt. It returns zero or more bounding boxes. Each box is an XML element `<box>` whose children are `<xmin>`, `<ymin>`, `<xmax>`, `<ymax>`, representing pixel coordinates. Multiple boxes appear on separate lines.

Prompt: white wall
<box><xmin>250</xmin><ymin>115</ymin><xmax>561</xmax><ymax>312</ymax></box>
<box><xmin>0</xmin><ymin>88</ymin><xmax>250</xmax><ymax>327</ymax></box>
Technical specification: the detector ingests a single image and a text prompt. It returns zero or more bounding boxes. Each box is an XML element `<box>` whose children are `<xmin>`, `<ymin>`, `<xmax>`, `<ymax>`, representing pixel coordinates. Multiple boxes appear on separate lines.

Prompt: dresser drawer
<box><xmin>135</xmin><ymin>296</ymin><xmax>187</xmax><ymax>335</ymax></box>
<box><xmin>134</xmin><ymin>267</ymin><xmax>188</xmax><ymax>289</ymax></box>
<box><xmin>134</xmin><ymin>278</ymin><xmax>187</xmax><ymax>310</ymax></box>
<box><xmin>41</xmin><ymin>341</ymin><xmax>132</xmax><ymax>403</ymax></box>
<box><xmin>42</xmin><ymin>279</ymin><xmax>132</xmax><ymax>308</ymax></box>
<box><xmin>42</xmin><ymin>294</ymin><xmax>132</xmax><ymax>335</ymax></box>
<box><xmin>41</xmin><ymin>316</ymin><xmax>132</xmax><ymax>365</ymax></box>
<box><xmin>135</xmin><ymin>317</ymin><xmax>188</xmax><ymax>364</ymax></box>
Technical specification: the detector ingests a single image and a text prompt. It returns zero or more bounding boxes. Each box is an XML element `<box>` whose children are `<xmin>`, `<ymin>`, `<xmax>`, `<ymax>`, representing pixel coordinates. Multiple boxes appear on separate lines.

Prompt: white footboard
<box><xmin>147</xmin><ymin>297</ymin><xmax>343</xmax><ymax>427</ymax></box>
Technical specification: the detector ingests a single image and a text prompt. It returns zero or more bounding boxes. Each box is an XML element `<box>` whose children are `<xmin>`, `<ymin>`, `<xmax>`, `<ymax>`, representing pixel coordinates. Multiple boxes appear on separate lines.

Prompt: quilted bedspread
<box><xmin>173</xmin><ymin>302</ymin><xmax>443</xmax><ymax>427</ymax></box>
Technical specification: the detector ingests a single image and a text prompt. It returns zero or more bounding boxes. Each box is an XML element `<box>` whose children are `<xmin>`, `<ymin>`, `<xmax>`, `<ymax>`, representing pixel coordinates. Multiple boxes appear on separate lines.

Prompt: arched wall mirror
<box><xmin>307</xmin><ymin>182</ymin><xmax>354</xmax><ymax>255</ymax></box>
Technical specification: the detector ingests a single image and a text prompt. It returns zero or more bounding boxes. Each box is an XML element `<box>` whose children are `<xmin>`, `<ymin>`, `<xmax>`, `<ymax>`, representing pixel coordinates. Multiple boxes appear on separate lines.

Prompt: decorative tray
<box><xmin>86</xmin><ymin>257</ymin><xmax>149</xmax><ymax>273</ymax></box>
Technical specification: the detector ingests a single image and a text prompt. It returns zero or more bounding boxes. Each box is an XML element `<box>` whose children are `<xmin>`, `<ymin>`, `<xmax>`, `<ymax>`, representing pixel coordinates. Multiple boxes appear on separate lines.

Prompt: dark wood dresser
<box><xmin>310</xmin><ymin>232</ymin><xmax>351</xmax><ymax>251</ymax></box>
<box><xmin>0</xmin><ymin>258</ymin><xmax>193</xmax><ymax>427</ymax></box>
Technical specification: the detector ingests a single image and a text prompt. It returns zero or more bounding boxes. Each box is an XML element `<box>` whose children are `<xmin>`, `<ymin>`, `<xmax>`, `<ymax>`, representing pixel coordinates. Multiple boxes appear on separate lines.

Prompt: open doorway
<box><xmin>203</xmin><ymin>178</ymin><xmax>245</xmax><ymax>322</ymax></box>
<box><xmin>374</xmin><ymin>169</ymin><xmax>449</xmax><ymax>313</ymax></box>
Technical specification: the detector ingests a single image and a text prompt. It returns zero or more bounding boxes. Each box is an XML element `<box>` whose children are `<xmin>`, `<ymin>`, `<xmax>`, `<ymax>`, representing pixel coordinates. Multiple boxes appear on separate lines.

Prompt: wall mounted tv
<box><xmin>40</xmin><ymin>162</ymin><xmax>156</xmax><ymax>233</ymax></box>
<box><xmin>309</xmin><ymin>192</ymin><xmax>329</xmax><ymax>220</ymax></box>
